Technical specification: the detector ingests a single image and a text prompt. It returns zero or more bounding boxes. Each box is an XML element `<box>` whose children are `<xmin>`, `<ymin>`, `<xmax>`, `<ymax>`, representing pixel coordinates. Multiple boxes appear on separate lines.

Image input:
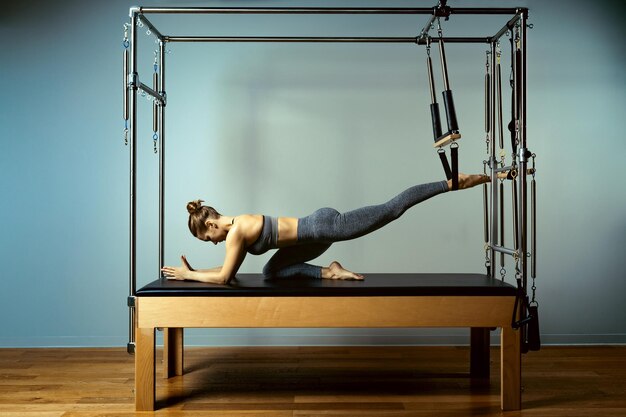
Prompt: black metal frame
<box><xmin>123</xmin><ymin>2</ymin><xmax>530</xmax><ymax>353</ymax></box>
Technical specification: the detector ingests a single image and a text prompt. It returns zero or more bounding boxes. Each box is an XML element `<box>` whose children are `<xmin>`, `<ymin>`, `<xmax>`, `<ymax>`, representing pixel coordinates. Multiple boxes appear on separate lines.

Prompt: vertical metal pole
<box><xmin>489</xmin><ymin>41</ymin><xmax>497</xmax><ymax>280</ymax></box>
<box><xmin>158</xmin><ymin>40</ymin><xmax>166</xmax><ymax>278</ymax></box>
<box><xmin>516</xmin><ymin>12</ymin><xmax>530</xmax><ymax>352</ymax></box>
<box><xmin>520</xmin><ymin>11</ymin><xmax>528</xmax><ymax>292</ymax></box>
<box><xmin>128</xmin><ymin>9</ymin><xmax>139</xmax><ymax>354</ymax></box>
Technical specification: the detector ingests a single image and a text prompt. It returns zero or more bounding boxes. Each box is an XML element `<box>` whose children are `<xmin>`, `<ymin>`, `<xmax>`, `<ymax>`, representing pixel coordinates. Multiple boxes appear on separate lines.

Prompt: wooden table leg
<box><xmin>501</xmin><ymin>325</ymin><xmax>521</xmax><ymax>411</ymax></box>
<box><xmin>135</xmin><ymin>327</ymin><xmax>155</xmax><ymax>411</ymax></box>
<box><xmin>470</xmin><ymin>327</ymin><xmax>490</xmax><ymax>379</ymax></box>
<box><xmin>164</xmin><ymin>328</ymin><xmax>184</xmax><ymax>378</ymax></box>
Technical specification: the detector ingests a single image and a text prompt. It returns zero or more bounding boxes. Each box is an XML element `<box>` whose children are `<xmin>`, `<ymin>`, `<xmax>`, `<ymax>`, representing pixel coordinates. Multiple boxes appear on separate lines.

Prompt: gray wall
<box><xmin>1</xmin><ymin>0</ymin><xmax>624</xmax><ymax>347</ymax></box>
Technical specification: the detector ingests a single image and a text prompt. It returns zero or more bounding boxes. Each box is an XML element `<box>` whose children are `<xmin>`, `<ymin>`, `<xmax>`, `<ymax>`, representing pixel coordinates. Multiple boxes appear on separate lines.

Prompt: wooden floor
<box><xmin>0</xmin><ymin>345</ymin><xmax>624</xmax><ymax>416</ymax></box>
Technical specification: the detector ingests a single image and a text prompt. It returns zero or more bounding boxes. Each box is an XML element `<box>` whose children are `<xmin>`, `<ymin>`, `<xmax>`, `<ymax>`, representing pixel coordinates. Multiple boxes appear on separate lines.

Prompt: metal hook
<box><xmin>153</xmin><ymin>133</ymin><xmax>158</xmax><ymax>154</ymax></box>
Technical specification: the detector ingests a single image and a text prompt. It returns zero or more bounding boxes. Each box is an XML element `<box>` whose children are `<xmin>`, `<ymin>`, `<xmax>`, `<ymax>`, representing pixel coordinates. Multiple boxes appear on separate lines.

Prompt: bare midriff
<box><xmin>277</xmin><ymin>217</ymin><xmax>299</xmax><ymax>247</ymax></box>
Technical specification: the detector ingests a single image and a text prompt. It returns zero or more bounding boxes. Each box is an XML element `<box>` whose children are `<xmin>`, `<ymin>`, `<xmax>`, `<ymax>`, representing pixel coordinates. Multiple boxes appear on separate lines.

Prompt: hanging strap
<box><xmin>438</xmin><ymin>149</ymin><xmax>452</xmax><ymax>180</ymax></box>
<box><xmin>527</xmin><ymin>305</ymin><xmax>541</xmax><ymax>351</ymax></box>
<box><xmin>511</xmin><ymin>282</ymin><xmax>532</xmax><ymax>330</ymax></box>
<box><xmin>450</xmin><ymin>143</ymin><xmax>459</xmax><ymax>190</ymax></box>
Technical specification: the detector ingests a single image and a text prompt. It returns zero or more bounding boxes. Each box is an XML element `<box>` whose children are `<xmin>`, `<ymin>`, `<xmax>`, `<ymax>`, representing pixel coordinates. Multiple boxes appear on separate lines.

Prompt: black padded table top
<box><xmin>137</xmin><ymin>273</ymin><xmax>517</xmax><ymax>297</ymax></box>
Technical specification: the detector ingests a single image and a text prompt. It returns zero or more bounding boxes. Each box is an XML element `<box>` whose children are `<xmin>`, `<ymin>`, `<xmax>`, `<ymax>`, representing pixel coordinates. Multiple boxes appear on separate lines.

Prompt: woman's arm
<box><xmin>161</xmin><ymin>229</ymin><xmax>246</xmax><ymax>284</ymax></box>
<box><xmin>180</xmin><ymin>255</ymin><xmax>221</xmax><ymax>273</ymax></box>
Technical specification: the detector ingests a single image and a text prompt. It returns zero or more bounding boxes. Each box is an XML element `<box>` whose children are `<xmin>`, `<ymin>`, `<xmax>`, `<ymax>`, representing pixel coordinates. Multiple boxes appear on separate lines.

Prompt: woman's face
<box><xmin>200</xmin><ymin>222</ymin><xmax>226</xmax><ymax>245</ymax></box>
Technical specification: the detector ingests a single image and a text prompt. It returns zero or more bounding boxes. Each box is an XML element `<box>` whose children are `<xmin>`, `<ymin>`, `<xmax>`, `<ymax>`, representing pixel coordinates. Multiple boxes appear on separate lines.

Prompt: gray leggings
<box><xmin>262</xmin><ymin>180</ymin><xmax>449</xmax><ymax>279</ymax></box>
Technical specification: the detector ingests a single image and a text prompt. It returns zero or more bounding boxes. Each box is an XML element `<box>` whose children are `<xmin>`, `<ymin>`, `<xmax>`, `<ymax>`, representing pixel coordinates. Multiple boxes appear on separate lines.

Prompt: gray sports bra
<box><xmin>247</xmin><ymin>216</ymin><xmax>279</xmax><ymax>255</ymax></box>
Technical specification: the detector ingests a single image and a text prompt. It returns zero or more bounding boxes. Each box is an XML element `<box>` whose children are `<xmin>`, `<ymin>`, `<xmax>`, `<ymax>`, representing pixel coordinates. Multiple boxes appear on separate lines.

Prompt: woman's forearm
<box><xmin>185</xmin><ymin>269</ymin><xmax>227</xmax><ymax>284</ymax></box>
<box><xmin>195</xmin><ymin>266</ymin><xmax>222</xmax><ymax>273</ymax></box>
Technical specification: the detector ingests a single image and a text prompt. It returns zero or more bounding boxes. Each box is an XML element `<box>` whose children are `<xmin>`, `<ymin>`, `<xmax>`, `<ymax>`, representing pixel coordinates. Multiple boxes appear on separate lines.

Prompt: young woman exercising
<box><xmin>161</xmin><ymin>174</ymin><xmax>490</xmax><ymax>284</ymax></box>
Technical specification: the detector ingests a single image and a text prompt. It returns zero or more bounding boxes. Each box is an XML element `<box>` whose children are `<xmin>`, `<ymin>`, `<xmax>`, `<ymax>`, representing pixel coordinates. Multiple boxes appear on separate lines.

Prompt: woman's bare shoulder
<box><xmin>232</xmin><ymin>214</ymin><xmax>264</xmax><ymax>244</ymax></box>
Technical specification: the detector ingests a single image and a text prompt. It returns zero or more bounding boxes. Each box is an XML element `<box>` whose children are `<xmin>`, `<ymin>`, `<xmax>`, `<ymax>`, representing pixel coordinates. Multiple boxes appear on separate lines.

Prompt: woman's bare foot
<box><xmin>447</xmin><ymin>173</ymin><xmax>490</xmax><ymax>190</ymax></box>
<box><xmin>321</xmin><ymin>261</ymin><xmax>364</xmax><ymax>281</ymax></box>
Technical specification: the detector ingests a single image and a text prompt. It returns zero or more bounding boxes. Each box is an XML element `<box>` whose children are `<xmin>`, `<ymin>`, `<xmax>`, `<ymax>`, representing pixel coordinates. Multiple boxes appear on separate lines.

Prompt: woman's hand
<box><xmin>181</xmin><ymin>255</ymin><xmax>195</xmax><ymax>271</ymax></box>
<box><xmin>161</xmin><ymin>256</ymin><xmax>191</xmax><ymax>280</ymax></box>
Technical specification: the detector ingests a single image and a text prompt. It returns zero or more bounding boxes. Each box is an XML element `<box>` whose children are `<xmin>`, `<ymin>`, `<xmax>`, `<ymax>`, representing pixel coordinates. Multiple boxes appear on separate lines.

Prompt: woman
<box><xmin>161</xmin><ymin>174</ymin><xmax>489</xmax><ymax>284</ymax></box>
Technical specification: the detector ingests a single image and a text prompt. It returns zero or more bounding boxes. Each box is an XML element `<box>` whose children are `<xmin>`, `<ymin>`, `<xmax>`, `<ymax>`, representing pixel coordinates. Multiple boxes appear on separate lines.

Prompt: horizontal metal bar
<box><xmin>137</xmin><ymin>14</ymin><xmax>163</xmax><ymax>40</ymax></box>
<box><xmin>450</xmin><ymin>7</ymin><xmax>525</xmax><ymax>15</ymax></box>
<box><xmin>138</xmin><ymin>6</ymin><xmax>523</xmax><ymax>15</ymax></box>
<box><xmin>164</xmin><ymin>36</ymin><xmax>492</xmax><ymax>44</ymax></box>
<box><xmin>164</xmin><ymin>36</ymin><xmax>419</xmax><ymax>43</ymax></box>
<box><xmin>138</xmin><ymin>82</ymin><xmax>165</xmax><ymax>104</ymax></box>
<box><xmin>491</xmin><ymin>245</ymin><xmax>519</xmax><ymax>257</ymax></box>
<box><xmin>418</xmin><ymin>37</ymin><xmax>491</xmax><ymax>45</ymax></box>
<box><xmin>140</xmin><ymin>7</ymin><xmax>434</xmax><ymax>15</ymax></box>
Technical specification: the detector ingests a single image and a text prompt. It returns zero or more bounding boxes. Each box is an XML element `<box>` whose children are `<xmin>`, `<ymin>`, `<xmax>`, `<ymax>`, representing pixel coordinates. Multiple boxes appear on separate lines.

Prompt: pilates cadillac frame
<box><xmin>124</xmin><ymin>2</ymin><xmax>531</xmax><ymax>411</ymax></box>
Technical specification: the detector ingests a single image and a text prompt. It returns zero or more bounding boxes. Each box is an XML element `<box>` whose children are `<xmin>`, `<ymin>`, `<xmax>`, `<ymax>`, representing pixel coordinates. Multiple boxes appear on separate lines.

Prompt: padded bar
<box><xmin>137</xmin><ymin>273</ymin><xmax>516</xmax><ymax>297</ymax></box>
<box><xmin>442</xmin><ymin>90</ymin><xmax>459</xmax><ymax>132</ymax></box>
<box><xmin>430</xmin><ymin>103</ymin><xmax>443</xmax><ymax>141</ymax></box>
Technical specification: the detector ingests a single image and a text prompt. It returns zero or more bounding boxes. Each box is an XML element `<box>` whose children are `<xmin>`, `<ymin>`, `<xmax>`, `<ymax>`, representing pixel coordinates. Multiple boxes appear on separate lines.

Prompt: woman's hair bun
<box><xmin>186</xmin><ymin>199</ymin><xmax>204</xmax><ymax>215</ymax></box>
